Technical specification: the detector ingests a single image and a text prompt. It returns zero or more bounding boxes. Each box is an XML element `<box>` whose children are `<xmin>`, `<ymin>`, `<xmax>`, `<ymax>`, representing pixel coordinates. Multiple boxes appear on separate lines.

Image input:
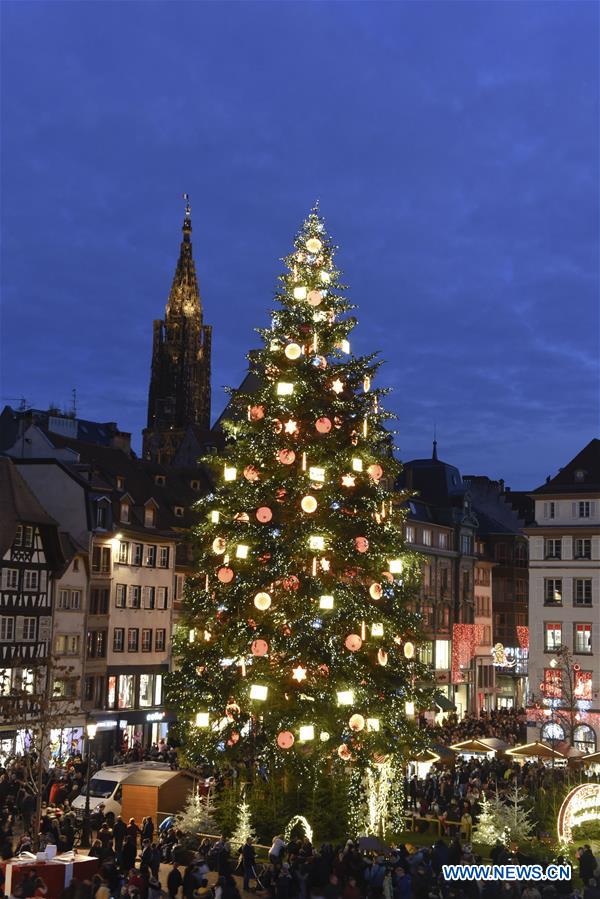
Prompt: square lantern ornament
<box><xmin>224</xmin><ymin>466</ymin><xmax>237</xmax><ymax>482</ymax></box>
<box><xmin>352</xmin><ymin>458</ymin><xmax>363</xmax><ymax>472</ymax></box>
<box><xmin>367</xmin><ymin>718</ymin><xmax>380</xmax><ymax>732</ymax></box>
<box><xmin>235</xmin><ymin>544</ymin><xmax>249</xmax><ymax>559</ymax></box>
<box><xmin>389</xmin><ymin>559</ymin><xmax>403</xmax><ymax>574</ymax></box>
<box><xmin>309</xmin><ymin>466</ymin><xmax>325</xmax><ymax>482</ymax></box>
<box><xmin>250</xmin><ymin>684</ymin><xmax>268</xmax><ymax>701</ymax></box>
<box><xmin>277</xmin><ymin>382</ymin><xmax>294</xmax><ymax>396</ymax></box>
<box><xmin>337</xmin><ymin>690</ymin><xmax>354</xmax><ymax>706</ymax></box>
<box><xmin>309</xmin><ymin>535</ymin><xmax>325</xmax><ymax>551</ymax></box>
<box><xmin>319</xmin><ymin>595</ymin><xmax>334</xmax><ymax>610</ymax></box>
<box><xmin>299</xmin><ymin>725</ymin><xmax>315</xmax><ymax>742</ymax></box>
<box><xmin>195</xmin><ymin>712</ymin><xmax>210</xmax><ymax>728</ymax></box>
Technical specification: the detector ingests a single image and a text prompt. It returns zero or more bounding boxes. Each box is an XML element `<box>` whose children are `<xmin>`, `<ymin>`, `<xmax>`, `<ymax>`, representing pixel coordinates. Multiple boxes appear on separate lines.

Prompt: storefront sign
<box><xmin>491</xmin><ymin>644</ymin><xmax>516</xmax><ymax>667</ymax></box>
<box><xmin>95</xmin><ymin>720</ymin><xmax>118</xmax><ymax>730</ymax></box>
<box><xmin>557</xmin><ymin>783</ymin><xmax>600</xmax><ymax>842</ymax></box>
<box><xmin>146</xmin><ymin>711</ymin><xmax>165</xmax><ymax>722</ymax></box>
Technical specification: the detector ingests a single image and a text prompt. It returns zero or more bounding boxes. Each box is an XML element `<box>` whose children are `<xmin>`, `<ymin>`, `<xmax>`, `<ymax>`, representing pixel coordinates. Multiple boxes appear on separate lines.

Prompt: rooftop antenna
<box><xmin>71</xmin><ymin>388</ymin><xmax>77</xmax><ymax>418</ymax></box>
<box><xmin>432</xmin><ymin>423</ymin><xmax>438</xmax><ymax>461</ymax></box>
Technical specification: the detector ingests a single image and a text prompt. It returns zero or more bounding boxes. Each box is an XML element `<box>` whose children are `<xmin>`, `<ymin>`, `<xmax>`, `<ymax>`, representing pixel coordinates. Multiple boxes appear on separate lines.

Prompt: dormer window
<box><xmin>120</xmin><ymin>501</ymin><xmax>130</xmax><ymax>523</ymax></box>
<box><xmin>190</xmin><ymin>480</ymin><xmax>200</xmax><ymax>491</ymax></box>
<box><xmin>575</xmin><ymin>469</ymin><xmax>586</xmax><ymax>482</ymax></box>
<box><xmin>154</xmin><ymin>475</ymin><xmax>166</xmax><ymax>486</ymax></box>
<box><xmin>96</xmin><ymin>499</ymin><xmax>110</xmax><ymax>530</ymax></box>
<box><xmin>144</xmin><ymin>501</ymin><xmax>158</xmax><ymax>528</ymax></box>
<box><xmin>174</xmin><ymin>506</ymin><xmax>184</xmax><ymax>517</ymax></box>
<box><xmin>116</xmin><ymin>476</ymin><xmax>125</xmax><ymax>491</ymax></box>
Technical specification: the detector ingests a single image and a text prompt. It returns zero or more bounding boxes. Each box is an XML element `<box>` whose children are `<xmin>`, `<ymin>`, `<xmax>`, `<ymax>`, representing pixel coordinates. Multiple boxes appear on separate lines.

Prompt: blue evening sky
<box><xmin>1</xmin><ymin>1</ymin><xmax>598</xmax><ymax>488</ymax></box>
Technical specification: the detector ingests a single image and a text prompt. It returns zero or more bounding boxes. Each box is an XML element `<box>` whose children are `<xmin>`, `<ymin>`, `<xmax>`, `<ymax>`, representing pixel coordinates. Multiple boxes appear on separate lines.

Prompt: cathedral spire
<box><xmin>166</xmin><ymin>193</ymin><xmax>200</xmax><ymax>318</ymax></box>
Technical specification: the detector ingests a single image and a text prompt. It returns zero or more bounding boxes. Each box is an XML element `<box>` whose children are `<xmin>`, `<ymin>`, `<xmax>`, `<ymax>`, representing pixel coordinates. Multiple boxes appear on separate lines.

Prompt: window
<box><xmin>116</xmin><ymin>476</ymin><xmax>125</xmax><ymax>491</ymax></box>
<box><xmin>438</xmin><ymin>532</ymin><xmax>448</xmax><ymax>550</ymax></box>
<box><xmin>475</xmin><ymin>596</ymin><xmax>490</xmax><ymax>617</ymax></box>
<box><xmin>86</xmin><ymin>630</ymin><xmax>106</xmax><ymax>659</ymax></box>
<box><xmin>142</xmin><ymin>586</ymin><xmax>155</xmax><ymax>610</ymax></box>
<box><xmin>578</xmin><ymin>501</ymin><xmax>591</xmax><ymax>519</ymax></box>
<box><xmin>159</xmin><ymin>547</ymin><xmax>169</xmax><ymax>568</ymax></box>
<box><xmin>0</xmin><ymin>618</ymin><xmax>14</xmax><ymax>642</ymax></box>
<box><xmin>543</xmin><ymin>502</ymin><xmax>556</xmax><ymax>520</ymax></box>
<box><xmin>118</xmin><ymin>541</ymin><xmax>129</xmax><ymax>564</ymax></box>
<box><xmin>139</xmin><ymin>673</ymin><xmax>156</xmax><ymax>707</ymax></box>
<box><xmin>117</xmin><ymin>674</ymin><xmax>135</xmax><ymax>709</ymax></box>
<box><xmin>463</xmin><ymin>571</ymin><xmax>471</xmax><ymax>597</ymax></box>
<box><xmin>154</xmin><ymin>475</ymin><xmax>166</xmax><ymax>486</ymax></box>
<box><xmin>66</xmin><ymin>635</ymin><xmax>79</xmax><ymax>655</ymax></box>
<box><xmin>545</xmin><ymin>622</ymin><xmax>562</xmax><ymax>651</ymax></box>
<box><xmin>435</xmin><ymin>639</ymin><xmax>450</xmax><ymax>670</ymax></box>
<box><xmin>545</xmin><ymin>538</ymin><xmax>562</xmax><ymax>560</ymax></box>
<box><xmin>70</xmin><ymin>590</ymin><xmax>81</xmax><ymax>610</ymax></box>
<box><xmin>174</xmin><ymin>506</ymin><xmax>184</xmax><ymax>517</ymax></box>
<box><xmin>13</xmin><ymin>525</ymin><xmax>23</xmax><ymax>547</ymax></box>
<box><xmin>575</xmin><ymin>539</ymin><xmax>592</xmax><ymax>560</ymax></box>
<box><xmin>90</xmin><ymin>588</ymin><xmax>109</xmax><ymax>615</ymax></box>
<box><xmin>175</xmin><ymin>574</ymin><xmax>185</xmax><ymax>600</ymax></box>
<box><xmin>574</xmin><ymin>724</ymin><xmax>597</xmax><ymax>753</ymax></box>
<box><xmin>541</xmin><ymin>721</ymin><xmax>564</xmax><ymax>742</ymax></box>
<box><xmin>482</xmin><ymin>625</ymin><xmax>492</xmax><ymax>645</ymax></box>
<box><xmin>155</xmin><ymin>629</ymin><xmax>166</xmax><ymax>652</ymax></box>
<box><xmin>128</xmin><ymin>628</ymin><xmax>139</xmax><ymax>652</ymax></box>
<box><xmin>113</xmin><ymin>628</ymin><xmax>124</xmax><ymax>652</ymax></box>
<box><xmin>58</xmin><ymin>589</ymin><xmax>69</xmax><ymax>609</ymax></box>
<box><xmin>543</xmin><ymin>667</ymin><xmax>562</xmax><ymax>698</ymax></box>
<box><xmin>156</xmin><ymin>587</ymin><xmax>168</xmax><ymax>610</ymax></box>
<box><xmin>422</xmin><ymin>604</ymin><xmax>433</xmax><ymax>627</ymax></box>
<box><xmin>120</xmin><ymin>502</ymin><xmax>130</xmax><ymax>524</ymax></box>
<box><xmin>23</xmin><ymin>570</ymin><xmax>39</xmax><ymax>591</ymax></box>
<box><xmin>73</xmin><ymin>557</ymin><xmax>79</xmax><ymax>572</ymax></box>
<box><xmin>495</xmin><ymin>543</ymin><xmax>507</xmax><ymax>562</ymax></box>
<box><xmin>574</xmin><ymin>579</ymin><xmax>592</xmax><ymax>606</ymax></box>
<box><xmin>574</xmin><ymin>623</ymin><xmax>592</xmax><ymax>654</ymax></box>
<box><xmin>55</xmin><ymin>635</ymin><xmax>65</xmax><ymax>654</ymax></box>
<box><xmin>20</xmin><ymin>618</ymin><xmax>36</xmax><ymax>641</ymax></box>
<box><xmin>422</xmin><ymin>563</ymin><xmax>431</xmax><ymax>591</ymax></box>
<box><xmin>405</xmin><ymin>525</ymin><xmax>414</xmax><ymax>543</ymax></box>
<box><xmin>440</xmin><ymin>567</ymin><xmax>449</xmax><ymax>591</ymax></box>
<box><xmin>514</xmin><ymin>543</ymin><xmax>527</xmax><ymax>567</ymax></box>
<box><xmin>437</xmin><ymin>605</ymin><xmax>450</xmax><ymax>629</ymax></box>
<box><xmin>53</xmin><ymin>679</ymin><xmax>77</xmax><ymax>700</ymax></box>
<box><xmin>141</xmin><ymin>629</ymin><xmax>152</xmax><ymax>652</ymax></box>
<box><xmin>145</xmin><ymin>545</ymin><xmax>156</xmax><ymax>567</ymax></box>
<box><xmin>132</xmin><ymin>543</ymin><xmax>143</xmax><ymax>566</ymax></box>
<box><xmin>2</xmin><ymin>569</ymin><xmax>18</xmax><ymax>590</ymax></box>
<box><xmin>128</xmin><ymin>585</ymin><xmax>141</xmax><ymax>609</ymax></box>
<box><xmin>545</xmin><ymin>578</ymin><xmax>562</xmax><ymax>604</ymax></box>
<box><xmin>418</xmin><ymin>641</ymin><xmax>433</xmax><ymax>667</ymax></box>
<box><xmin>92</xmin><ymin>545</ymin><xmax>111</xmax><ymax>574</ymax></box>
<box><xmin>515</xmin><ymin>579</ymin><xmax>527</xmax><ymax>599</ymax></box>
<box><xmin>574</xmin><ymin>670</ymin><xmax>593</xmax><ymax>700</ymax></box>
<box><xmin>574</xmin><ymin>469</ymin><xmax>586</xmax><ymax>482</ymax></box>
<box><xmin>144</xmin><ymin>506</ymin><xmax>156</xmax><ymax>528</ymax></box>
<box><xmin>190</xmin><ymin>480</ymin><xmax>200</xmax><ymax>491</ymax></box>
<box><xmin>84</xmin><ymin>676</ymin><xmax>95</xmax><ymax>703</ymax></box>
<box><xmin>461</xmin><ymin>535</ymin><xmax>473</xmax><ymax>554</ymax></box>
<box><xmin>422</xmin><ymin>529</ymin><xmax>432</xmax><ymax>547</ymax></box>
<box><xmin>115</xmin><ymin>584</ymin><xmax>126</xmax><ymax>608</ymax></box>
<box><xmin>96</xmin><ymin>502</ymin><xmax>108</xmax><ymax>529</ymax></box>
<box><xmin>106</xmin><ymin>675</ymin><xmax>117</xmax><ymax>708</ymax></box>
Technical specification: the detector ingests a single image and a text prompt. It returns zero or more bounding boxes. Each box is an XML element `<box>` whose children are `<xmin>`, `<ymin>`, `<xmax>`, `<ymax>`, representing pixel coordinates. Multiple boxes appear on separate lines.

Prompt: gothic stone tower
<box><xmin>143</xmin><ymin>201</ymin><xmax>212</xmax><ymax>465</ymax></box>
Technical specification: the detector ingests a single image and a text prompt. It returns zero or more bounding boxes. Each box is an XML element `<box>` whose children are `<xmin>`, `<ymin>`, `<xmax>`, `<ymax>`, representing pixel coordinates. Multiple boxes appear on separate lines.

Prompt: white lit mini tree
<box><xmin>168</xmin><ymin>208</ymin><xmax>431</xmax><ymax>812</ymax></box>
<box><xmin>230</xmin><ymin>798</ymin><xmax>256</xmax><ymax>852</ymax></box>
<box><xmin>177</xmin><ymin>788</ymin><xmax>217</xmax><ymax>836</ymax></box>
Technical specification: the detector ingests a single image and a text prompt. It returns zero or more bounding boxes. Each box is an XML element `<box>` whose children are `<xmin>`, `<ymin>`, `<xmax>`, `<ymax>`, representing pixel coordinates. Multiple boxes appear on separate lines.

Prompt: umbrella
<box><xmin>358</xmin><ymin>836</ymin><xmax>389</xmax><ymax>853</ymax></box>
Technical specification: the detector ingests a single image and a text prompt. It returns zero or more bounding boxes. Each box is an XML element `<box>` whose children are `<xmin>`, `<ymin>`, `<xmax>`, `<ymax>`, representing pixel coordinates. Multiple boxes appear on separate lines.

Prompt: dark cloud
<box><xmin>1</xmin><ymin>1</ymin><xmax>598</xmax><ymax>488</ymax></box>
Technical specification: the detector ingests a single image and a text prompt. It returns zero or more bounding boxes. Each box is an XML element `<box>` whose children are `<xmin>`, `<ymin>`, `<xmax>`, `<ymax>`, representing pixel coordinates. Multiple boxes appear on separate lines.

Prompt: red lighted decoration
<box><xmin>516</xmin><ymin>625</ymin><xmax>529</xmax><ymax>650</ymax></box>
<box><xmin>451</xmin><ymin>623</ymin><xmax>484</xmax><ymax>684</ymax></box>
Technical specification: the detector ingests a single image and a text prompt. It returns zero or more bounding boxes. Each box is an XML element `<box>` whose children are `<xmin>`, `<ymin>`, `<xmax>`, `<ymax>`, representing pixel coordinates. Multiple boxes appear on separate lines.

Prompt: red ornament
<box><xmin>276</xmin><ymin>488</ymin><xmax>287</xmax><ymax>503</ymax></box>
<box><xmin>277</xmin><ymin>449</ymin><xmax>296</xmax><ymax>465</ymax></box>
<box><xmin>315</xmin><ymin>417</ymin><xmax>332</xmax><ymax>434</ymax></box>
<box><xmin>355</xmin><ymin>536</ymin><xmax>369</xmax><ymax>553</ymax></box>
<box><xmin>337</xmin><ymin>744</ymin><xmax>352</xmax><ymax>761</ymax></box>
<box><xmin>247</xmin><ymin>619</ymin><xmax>257</xmax><ymax>629</ymax></box>
<box><xmin>256</xmin><ymin>507</ymin><xmax>273</xmax><ymax>523</ymax></box>
<box><xmin>272</xmin><ymin>419</ymin><xmax>283</xmax><ymax>434</ymax></box>
<box><xmin>251</xmin><ymin>639</ymin><xmax>269</xmax><ymax>657</ymax></box>
<box><xmin>345</xmin><ymin>634</ymin><xmax>363</xmax><ymax>652</ymax></box>
<box><xmin>318</xmin><ymin>664</ymin><xmax>329</xmax><ymax>676</ymax></box>
<box><xmin>225</xmin><ymin>702</ymin><xmax>241</xmax><ymax>720</ymax></box>
<box><xmin>382</xmin><ymin>571</ymin><xmax>394</xmax><ymax>583</ymax></box>
<box><xmin>370</xmin><ymin>583</ymin><xmax>383</xmax><ymax>600</ymax></box>
<box><xmin>217</xmin><ymin>567</ymin><xmax>234</xmax><ymax>584</ymax></box>
<box><xmin>277</xmin><ymin>731</ymin><xmax>295</xmax><ymax>750</ymax></box>
<box><xmin>233</xmin><ymin>512</ymin><xmax>250</xmax><ymax>523</ymax></box>
<box><xmin>249</xmin><ymin>405</ymin><xmax>265</xmax><ymax>421</ymax></box>
<box><xmin>243</xmin><ymin>465</ymin><xmax>260</xmax><ymax>482</ymax></box>
<box><xmin>367</xmin><ymin>463</ymin><xmax>383</xmax><ymax>482</ymax></box>
<box><xmin>307</xmin><ymin>289</ymin><xmax>323</xmax><ymax>307</ymax></box>
<box><xmin>283</xmin><ymin>575</ymin><xmax>299</xmax><ymax>591</ymax></box>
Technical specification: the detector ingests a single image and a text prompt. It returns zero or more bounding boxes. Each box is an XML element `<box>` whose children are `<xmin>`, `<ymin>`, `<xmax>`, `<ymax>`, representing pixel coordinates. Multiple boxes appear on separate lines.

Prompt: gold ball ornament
<box><xmin>337</xmin><ymin>744</ymin><xmax>352</xmax><ymax>761</ymax></box>
<box><xmin>403</xmin><ymin>641</ymin><xmax>415</xmax><ymax>659</ymax></box>
<box><xmin>369</xmin><ymin>583</ymin><xmax>383</xmax><ymax>600</ymax></box>
<box><xmin>301</xmin><ymin>495</ymin><xmax>318</xmax><ymax>514</ymax></box>
<box><xmin>305</xmin><ymin>237</ymin><xmax>322</xmax><ymax>253</ymax></box>
<box><xmin>284</xmin><ymin>343</ymin><xmax>302</xmax><ymax>360</ymax></box>
<box><xmin>254</xmin><ymin>592</ymin><xmax>272</xmax><ymax>611</ymax></box>
<box><xmin>377</xmin><ymin>648</ymin><xmax>389</xmax><ymax>667</ymax></box>
<box><xmin>367</xmin><ymin>463</ymin><xmax>383</xmax><ymax>482</ymax></box>
<box><xmin>349</xmin><ymin>714</ymin><xmax>365</xmax><ymax>732</ymax></box>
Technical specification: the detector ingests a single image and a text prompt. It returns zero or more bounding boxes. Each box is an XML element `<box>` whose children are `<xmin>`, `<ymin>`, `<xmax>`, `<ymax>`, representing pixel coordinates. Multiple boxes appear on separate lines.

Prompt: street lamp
<box><xmin>81</xmin><ymin>720</ymin><xmax>97</xmax><ymax>849</ymax></box>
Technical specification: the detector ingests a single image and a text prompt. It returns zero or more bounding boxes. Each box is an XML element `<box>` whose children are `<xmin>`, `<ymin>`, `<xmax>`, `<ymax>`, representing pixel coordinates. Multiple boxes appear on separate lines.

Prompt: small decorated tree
<box><xmin>230</xmin><ymin>797</ymin><xmax>256</xmax><ymax>852</ymax></box>
<box><xmin>177</xmin><ymin>787</ymin><xmax>217</xmax><ymax>837</ymax></box>
<box><xmin>473</xmin><ymin>792</ymin><xmax>509</xmax><ymax>846</ymax></box>
<box><xmin>503</xmin><ymin>785</ymin><xmax>535</xmax><ymax>846</ymax></box>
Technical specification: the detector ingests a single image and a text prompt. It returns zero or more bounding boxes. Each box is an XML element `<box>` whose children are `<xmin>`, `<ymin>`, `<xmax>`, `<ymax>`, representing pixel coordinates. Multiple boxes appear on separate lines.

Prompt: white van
<box><xmin>71</xmin><ymin>762</ymin><xmax>170</xmax><ymax>820</ymax></box>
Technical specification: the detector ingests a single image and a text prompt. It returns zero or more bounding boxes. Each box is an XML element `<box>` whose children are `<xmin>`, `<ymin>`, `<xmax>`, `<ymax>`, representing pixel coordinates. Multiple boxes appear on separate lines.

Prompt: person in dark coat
<box><xmin>242</xmin><ymin>838</ymin><xmax>257</xmax><ymax>892</ymax></box>
<box><xmin>113</xmin><ymin>816</ymin><xmax>127</xmax><ymax>855</ymax></box>
<box><xmin>167</xmin><ymin>863</ymin><xmax>183</xmax><ymax>899</ymax></box>
<box><xmin>580</xmin><ymin>847</ymin><xmax>597</xmax><ymax>886</ymax></box>
<box><xmin>120</xmin><ymin>835</ymin><xmax>137</xmax><ymax>873</ymax></box>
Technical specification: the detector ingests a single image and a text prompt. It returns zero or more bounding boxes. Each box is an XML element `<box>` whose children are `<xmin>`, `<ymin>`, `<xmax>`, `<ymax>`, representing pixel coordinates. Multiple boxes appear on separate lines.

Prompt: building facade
<box><xmin>143</xmin><ymin>201</ymin><xmax>212</xmax><ymax>466</ymax></box>
<box><xmin>526</xmin><ymin>439</ymin><xmax>600</xmax><ymax>753</ymax></box>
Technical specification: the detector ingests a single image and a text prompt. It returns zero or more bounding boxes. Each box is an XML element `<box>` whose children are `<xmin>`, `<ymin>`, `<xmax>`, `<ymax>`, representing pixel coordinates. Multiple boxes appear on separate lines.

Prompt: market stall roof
<box><xmin>433</xmin><ymin>692</ymin><xmax>456</xmax><ymax>712</ymax></box>
<box><xmin>556</xmin><ymin>742</ymin><xmax>586</xmax><ymax>760</ymax></box>
<box><xmin>450</xmin><ymin>738</ymin><xmax>509</xmax><ymax>754</ymax></box>
<box><xmin>505</xmin><ymin>741</ymin><xmax>566</xmax><ymax>760</ymax></box>
<box><xmin>579</xmin><ymin>750</ymin><xmax>600</xmax><ymax>765</ymax></box>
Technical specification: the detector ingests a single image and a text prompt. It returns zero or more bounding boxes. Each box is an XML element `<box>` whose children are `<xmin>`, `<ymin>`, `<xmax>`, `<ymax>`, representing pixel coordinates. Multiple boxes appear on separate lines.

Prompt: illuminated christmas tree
<box><xmin>168</xmin><ymin>208</ymin><xmax>431</xmax><ymax>828</ymax></box>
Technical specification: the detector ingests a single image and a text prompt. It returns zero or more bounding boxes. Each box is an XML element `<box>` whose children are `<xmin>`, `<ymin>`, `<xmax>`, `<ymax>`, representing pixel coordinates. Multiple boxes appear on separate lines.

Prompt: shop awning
<box><xmin>450</xmin><ymin>738</ymin><xmax>509</xmax><ymax>755</ymax></box>
<box><xmin>505</xmin><ymin>741</ymin><xmax>566</xmax><ymax>760</ymax></box>
<box><xmin>433</xmin><ymin>692</ymin><xmax>456</xmax><ymax>711</ymax></box>
<box><xmin>579</xmin><ymin>750</ymin><xmax>600</xmax><ymax>766</ymax></box>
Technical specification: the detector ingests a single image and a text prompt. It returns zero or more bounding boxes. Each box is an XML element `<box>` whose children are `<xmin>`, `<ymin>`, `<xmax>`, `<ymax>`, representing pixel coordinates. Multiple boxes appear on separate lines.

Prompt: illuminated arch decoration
<box><xmin>557</xmin><ymin>783</ymin><xmax>600</xmax><ymax>842</ymax></box>
<box><xmin>284</xmin><ymin>815</ymin><xmax>313</xmax><ymax>844</ymax></box>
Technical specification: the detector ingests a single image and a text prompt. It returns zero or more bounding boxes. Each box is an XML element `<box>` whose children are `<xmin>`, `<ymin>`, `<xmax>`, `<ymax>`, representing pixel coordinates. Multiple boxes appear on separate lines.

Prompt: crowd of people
<box><xmin>425</xmin><ymin>708</ymin><xmax>527</xmax><ymax>749</ymax></box>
